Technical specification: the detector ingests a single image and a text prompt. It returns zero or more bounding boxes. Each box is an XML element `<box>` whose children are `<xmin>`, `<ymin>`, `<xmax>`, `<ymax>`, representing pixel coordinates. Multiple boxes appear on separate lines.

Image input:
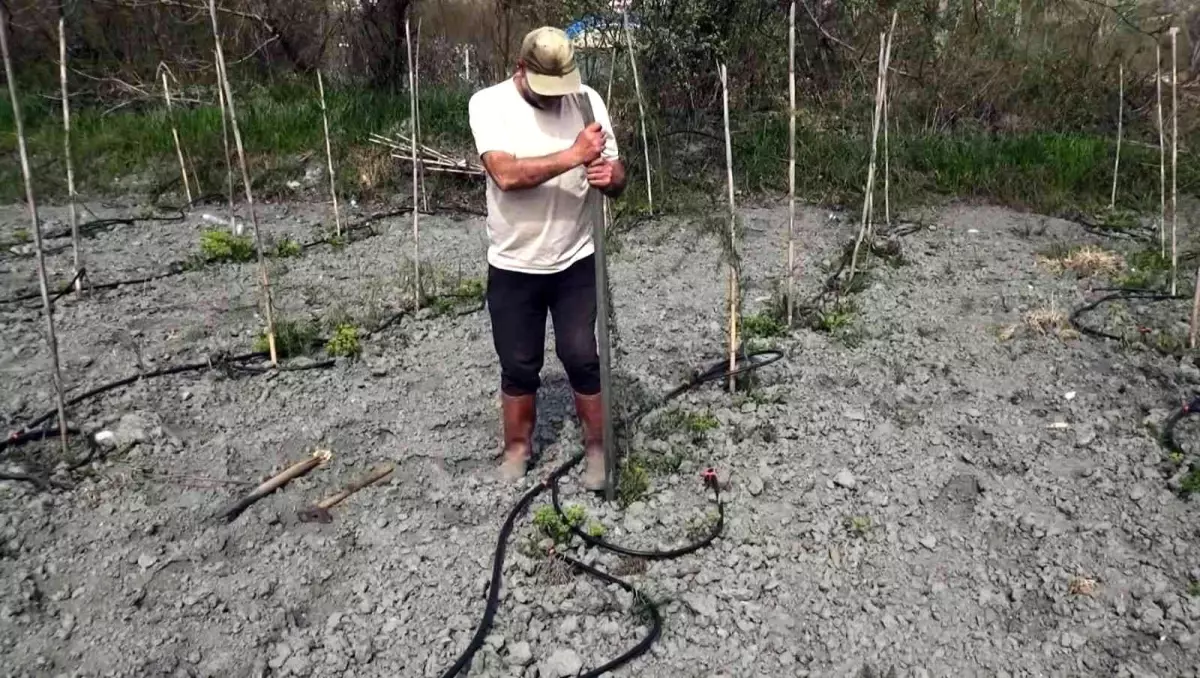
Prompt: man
<box><xmin>468</xmin><ymin>26</ymin><xmax>626</xmax><ymax>488</ymax></box>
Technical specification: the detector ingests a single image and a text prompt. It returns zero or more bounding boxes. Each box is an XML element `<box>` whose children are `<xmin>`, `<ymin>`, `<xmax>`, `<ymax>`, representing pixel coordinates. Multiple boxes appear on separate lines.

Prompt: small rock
<box><xmin>746</xmin><ymin>474</ymin><xmax>765</xmax><ymax>496</ymax></box>
<box><xmin>919</xmin><ymin>535</ymin><xmax>938</xmax><ymax>550</ymax></box>
<box><xmin>539</xmin><ymin>649</ymin><xmax>582</xmax><ymax>678</ymax></box>
<box><xmin>137</xmin><ymin>554</ymin><xmax>157</xmax><ymax>570</ymax></box>
<box><xmin>684</xmin><ymin>594</ymin><xmax>719</xmax><ymax>619</ymax></box>
<box><xmin>506</xmin><ymin>641</ymin><xmax>533</xmax><ymax>666</ymax></box>
<box><xmin>833</xmin><ymin>469</ymin><xmax>856</xmax><ymax>489</ymax></box>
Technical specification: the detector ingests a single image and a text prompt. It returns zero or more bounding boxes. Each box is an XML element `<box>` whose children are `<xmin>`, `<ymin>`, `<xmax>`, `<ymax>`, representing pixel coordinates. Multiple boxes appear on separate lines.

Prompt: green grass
<box><xmin>5</xmin><ymin>77</ymin><xmax>1197</xmax><ymax>217</ymax></box>
<box><xmin>1116</xmin><ymin>248</ymin><xmax>1172</xmax><ymax>291</ymax></box>
<box><xmin>0</xmin><ymin>80</ymin><xmax>473</xmax><ymax>202</ymax></box>
<box><xmin>254</xmin><ymin>317</ymin><xmax>324</xmax><ymax>359</ymax></box>
<box><xmin>731</xmin><ymin>117</ymin><xmax>1200</xmax><ymax>214</ymax></box>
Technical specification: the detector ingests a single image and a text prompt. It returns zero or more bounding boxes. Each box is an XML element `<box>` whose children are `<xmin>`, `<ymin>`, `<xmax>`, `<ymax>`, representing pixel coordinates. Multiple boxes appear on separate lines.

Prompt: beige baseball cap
<box><xmin>519</xmin><ymin>27</ymin><xmax>582</xmax><ymax>96</ymax></box>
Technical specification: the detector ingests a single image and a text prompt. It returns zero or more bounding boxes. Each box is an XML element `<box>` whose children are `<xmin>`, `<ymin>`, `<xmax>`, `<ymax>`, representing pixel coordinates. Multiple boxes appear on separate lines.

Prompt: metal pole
<box><xmin>576</xmin><ymin>93</ymin><xmax>617</xmax><ymax>501</ymax></box>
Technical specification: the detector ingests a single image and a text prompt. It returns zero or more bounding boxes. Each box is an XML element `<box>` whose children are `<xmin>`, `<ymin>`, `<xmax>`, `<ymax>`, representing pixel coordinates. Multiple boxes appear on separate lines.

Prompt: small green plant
<box><xmin>645</xmin><ymin>408</ymin><xmax>719</xmax><ymax>445</ymax></box>
<box><xmin>845</xmin><ymin>515</ymin><xmax>872</xmax><ymax>537</ymax></box>
<box><xmin>274</xmin><ymin>237</ymin><xmax>302</xmax><ymax>258</ymax></box>
<box><xmin>816</xmin><ymin>298</ymin><xmax>856</xmax><ymax>333</ymax></box>
<box><xmin>1181</xmin><ymin>467</ymin><xmax>1200</xmax><ymax>497</ymax></box>
<box><xmin>254</xmin><ymin>318</ymin><xmax>323</xmax><ymax>358</ymax></box>
<box><xmin>328</xmin><ymin>234</ymin><xmax>346</xmax><ymax>250</ymax></box>
<box><xmin>1188</xmin><ymin>580</ymin><xmax>1200</xmax><ymax>597</ymax></box>
<box><xmin>585</xmin><ymin>521</ymin><xmax>607</xmax><ymax>538</ymax></box>
<box><xmin>618</xmin><ymin>461</ymin><xmax>650</xmax><ymax>507</ymax></box>
<box><xmin>532</xmin><ymin>503</ymin><xmax>587</xmax><ymax>544</ymax></box>
<box><xmin>325</xmin><ymin>323</ymin><xmax>362</xmax><ymax>358</ymax></box>
<box><xmin>13</xmin><ymin>228</ymin><xmax>30</xmax><ymax>243</ymax></box>
<box><xmin>742</xmin><ymin>311</ymin><xmax>787</xmax><ymax>340</ymax></box>
<box><xmin>685</xmin><ymin>509</ymin><xmax>721</xmax><ymax>541</ymax></box>
<box><xmin>199</xmin><ymin>229</ymin><xmax>255</xmax><ymax>262</ymax></box>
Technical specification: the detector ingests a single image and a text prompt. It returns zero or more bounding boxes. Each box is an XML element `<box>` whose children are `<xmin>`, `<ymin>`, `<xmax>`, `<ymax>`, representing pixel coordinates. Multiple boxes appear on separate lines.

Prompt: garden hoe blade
<box><xmin>575</xmin><ymin>92</ymin><xmax>617</xmax><ymax>501</ymax></box>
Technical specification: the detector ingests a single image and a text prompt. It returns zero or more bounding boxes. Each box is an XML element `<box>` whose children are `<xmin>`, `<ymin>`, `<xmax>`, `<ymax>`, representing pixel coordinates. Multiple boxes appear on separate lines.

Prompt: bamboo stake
<box><xmin>216</xmin><ymin>49</ymin><xmax>236</xmax><ymax>231</ymax></box>
<box><xmin>606</xmin><ymin>44</ymin><xmax>616</xmax><ymax>105</ymax></box>
<box><xmin>208</xmin><ymin>0</ymin><xmax>277</xmax><ymax>366</ymax></box>
<box><xmin>406</xmin><ymin>17</ymin><xmax>421</xmax><ymax>306</ymax></box>
<box><xmin>1110</xmin><ymin>62</ymin><xmax>1123</xmax><ymax>210</ymax></box>
<box><xmin>719</xmin><ymin>63</ymin><xmax>737</xmax><ymax>393</ymax></box>
<box><xmin>160</xmin><ymin>67</ymin><xmax>192</xmax><ymax>204</ymax></box>
<box><xmin>786</xmin><ymin>0</ymin><xmax>796</xmax><ymax>328</ymax></box>
<box><xmin>1157</xmin><ymin>43</ymin><xmax>1166</xmax><ymax>259</ymax></box>
<box><xmin>882</xmin><ymin>14</ymin><xmax>896</xmax><ymax>229</ymax></box>
<box><xmin>58</xmin><ymin>17</ymin><xmax>83</xmax><ymax>295</ymax></box>
<box><xmin>415</xmin><ymin>17</ymin><xmax>428</xmax><ymax>213</ymax></box>
<box><xmin>2</xmin><ymin>6</ymin><xmax>69</xmax><ymax>454</ymax></box>
<box><xmin>875</xmin><ymin>13</ymin><xmax>898</xmax><ymax>238</ymax></box>
<box><xmin>847</xmin><ymin>34</ymin><xmax>889</xmax><ymax>285</ymax></box>
<box><xmin>1170</xmin><ymin>27</ymin><xmax>1179</xmax><ymax>297</ymax></box>
<box><xmin>316</xmin><ymin>71</ymin><xmax>343</xmax><ymax>238</ymax></box>
<box><xmin>623</xmin><ymin>11</ymin><xmax>653</xmax><ymax>214</ymax></box>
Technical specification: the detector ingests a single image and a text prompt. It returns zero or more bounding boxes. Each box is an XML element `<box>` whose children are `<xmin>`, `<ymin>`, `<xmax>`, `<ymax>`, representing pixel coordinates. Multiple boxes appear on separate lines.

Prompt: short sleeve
<box><xmin>469</xmin><ymin>90</ymin><xmax>506</xmax><ymax>157</ymax></box>
<box><xmin>585</xmin><ymin>87</ymin><xmax>620</xmax><ymax>161</ymax></box>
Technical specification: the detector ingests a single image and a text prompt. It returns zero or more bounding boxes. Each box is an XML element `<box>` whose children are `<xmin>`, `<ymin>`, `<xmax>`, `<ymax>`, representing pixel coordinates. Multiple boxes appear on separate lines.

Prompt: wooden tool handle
<box><xmin>316</xmin><ymin>462</ymin><xmax>395</xmax><ymax>510</ymax></box>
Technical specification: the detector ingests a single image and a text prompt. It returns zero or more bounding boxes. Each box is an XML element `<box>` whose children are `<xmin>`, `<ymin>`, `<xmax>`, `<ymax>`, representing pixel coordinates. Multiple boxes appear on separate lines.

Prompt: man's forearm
<box><xmin>484</xmin><ymin>150</ymin><xmax>582</xmax><ymax>192</ymax></box>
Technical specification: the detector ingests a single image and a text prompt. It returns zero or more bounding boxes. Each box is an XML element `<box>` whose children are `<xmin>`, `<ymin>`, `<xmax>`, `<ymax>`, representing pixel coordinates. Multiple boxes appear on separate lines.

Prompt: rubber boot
<box><xmin>498</xmin><ymin>393</ymin><xmax>535</xmax><ymax>481</ymax></box>
<box><xmin>573</xmin><ymin>391</ymin><xmax>608</xmax><ymax>491</ymax></box>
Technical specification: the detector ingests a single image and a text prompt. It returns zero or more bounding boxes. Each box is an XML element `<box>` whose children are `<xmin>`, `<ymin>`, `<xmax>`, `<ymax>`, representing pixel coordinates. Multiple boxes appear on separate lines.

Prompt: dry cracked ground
<box><xmin>1</xmin><ymin>194</ymin><xmax>1199</xmax><ymax>678</ymax></box>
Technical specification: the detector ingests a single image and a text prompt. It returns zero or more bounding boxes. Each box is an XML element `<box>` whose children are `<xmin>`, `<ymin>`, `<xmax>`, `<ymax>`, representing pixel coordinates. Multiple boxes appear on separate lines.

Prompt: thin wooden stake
<box><xmin>882</xmin><ymin>14</ymin><xmax>896</xmax><ymax>229</ymax></box>
<box><xmin>406</xmin><ymin>17</ymin><xmax>421</xmax><ymax>305</ymax></box>
<box><xmin>3</xmin><ymin>6</ymin><xmax>69</xmax><ymax>454</ymax></box>
<box><xmin>623</xmin><ymin>11</ymin><xmax>653</xmax><ymax>214</ymax></box>
<box><xmin>719</xmin><ymin>63</ymin><xmax>737</xmax><ymax>393</ymax></box>
<box><xmin>1157</xmin><ymin>43</ymin><xmax>1166</xmax><ymax>259</ymax></box>
<box><xmin>58</xmin><ymin>16</ymin><xmax>83</xmax><ymax>295</ymax></box>
<box><xmin>1170</xmin><ymin>27</ymin><xmax>1180</xmax><ymax>297</ymax></box>
<box><xmin>1110</xmin><ymin>62</ymin><xmax>1123</xmax><ymax>210</ymax></box>
<box><xmin>216</xmin><ymin>49</ymin><xmax>236</xmax><ymax>231</ymax></box>
<box><xmin>160</xmin><ymin>67</ymin><xmax>192</xmax><ymax>204</ymax></box>
<box><xmin>606</xmin><ymin>44</ymin><xmax>616</xmax><ymax>105</ymax></box>
<box><xmin>415</xmin><ymin>18</ymin><xmax>428</xmax><ymax>213</ymax></box>
<box><xmin>847</xmin><ymin>33</ymin><xmax>889</xmax><ymax>284</ymax></box>
<box><xmin>316</xmin><ymin>71</ymin><xmax>342</xmax><ymax>238</ymax></box>
<box><xmin>209</xmin><ymin>0</ymin><xmax>277</xmax><ymax>366</ymax></box>
<box><xmin>786</xmin><ymin>0</ymin><xmax>796</xmax><ymax>328</ymax></box>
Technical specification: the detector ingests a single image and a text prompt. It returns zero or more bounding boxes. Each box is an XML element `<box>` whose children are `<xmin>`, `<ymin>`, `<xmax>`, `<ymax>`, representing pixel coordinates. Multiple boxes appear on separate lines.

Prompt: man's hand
<box><xmin>586</xmin><ymin>158</ymin><xmax>615</xmax><ymax>189</ymax></box>
<box><xmin>571</xmin><ymin>122</ymin><xmax>606</xmax><ymax>166</ymax></box>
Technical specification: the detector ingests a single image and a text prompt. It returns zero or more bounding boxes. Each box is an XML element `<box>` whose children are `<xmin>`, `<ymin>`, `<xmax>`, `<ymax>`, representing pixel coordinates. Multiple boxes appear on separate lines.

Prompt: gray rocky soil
<box><xmin>1</xmin><ymin>194</ymin><xmax>1199</xmax><ymax>678</ymax></box>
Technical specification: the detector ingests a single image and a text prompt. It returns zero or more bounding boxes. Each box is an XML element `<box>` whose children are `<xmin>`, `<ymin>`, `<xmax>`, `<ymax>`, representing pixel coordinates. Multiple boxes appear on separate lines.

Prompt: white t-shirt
<box><xmin>468</xmin><ymin>78</ymin><xmax>619</xmax><ymax>274</ymax></box>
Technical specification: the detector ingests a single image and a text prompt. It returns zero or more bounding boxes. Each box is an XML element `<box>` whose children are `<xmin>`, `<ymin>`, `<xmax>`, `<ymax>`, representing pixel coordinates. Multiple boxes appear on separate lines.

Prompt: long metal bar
<box><xmin>576</xmin><ymin>93</ymin><xmax>617</xmax><ymax>501</ymax></box>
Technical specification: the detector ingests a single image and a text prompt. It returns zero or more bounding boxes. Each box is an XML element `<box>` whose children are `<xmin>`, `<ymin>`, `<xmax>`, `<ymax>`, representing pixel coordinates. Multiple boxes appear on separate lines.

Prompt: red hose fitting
<box><xmin>702</xmin><ymin>467</ymin><xmax>718</xmax><ymax>489</ymax></box>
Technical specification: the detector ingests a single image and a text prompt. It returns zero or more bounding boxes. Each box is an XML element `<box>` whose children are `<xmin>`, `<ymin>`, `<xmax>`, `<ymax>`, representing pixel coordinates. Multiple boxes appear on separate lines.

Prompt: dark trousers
<box><xmin>487</xmin><ymin>255</ymin><xmax>600</xmax><ymax>397</ymax></box>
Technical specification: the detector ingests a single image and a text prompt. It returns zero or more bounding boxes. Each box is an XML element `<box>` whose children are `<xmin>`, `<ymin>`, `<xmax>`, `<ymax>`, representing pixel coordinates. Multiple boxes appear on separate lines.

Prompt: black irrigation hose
<box><xmin>1068</xmin><ymin>288</ymin><xmax>1182</xmax><ymax>344</ymax></box>
<box><xmin>1160</xmin><ymin>396</ymin><xmax>1200</xmax><ymax>460</ymax></box>
<box><xmin>0</xmin><ymin>205</ymin><xmax>486</xmax><ymax>308</ymax></box>
<box><xmin>439</xmin><ymin>350</ymin><xmax>779</xmax><ymax>678</ymax></box>
<box><xmin>0</xmin><ymin>351</ymin><xmax>266</xmax><ymax>454</ymax></box>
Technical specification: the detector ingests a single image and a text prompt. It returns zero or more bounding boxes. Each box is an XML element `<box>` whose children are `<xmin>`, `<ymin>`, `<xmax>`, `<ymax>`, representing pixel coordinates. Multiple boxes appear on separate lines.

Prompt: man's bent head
<box><xmin>515</xmin><ymin>26</ymin><xmax>581</xmax><ymax>108</ymax></box>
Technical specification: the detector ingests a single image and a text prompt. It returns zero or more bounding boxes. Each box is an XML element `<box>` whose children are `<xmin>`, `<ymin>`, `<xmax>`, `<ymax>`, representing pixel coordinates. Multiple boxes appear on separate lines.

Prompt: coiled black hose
<box><xmin>439</xmin><ymin>350</ymin><xmax>779</xmax><ymax>677</ymax></box>
<box><xmin>1160</xmin><ymin>396</ymin><xmax>1200</xmax><ymax>460</ymax></box>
